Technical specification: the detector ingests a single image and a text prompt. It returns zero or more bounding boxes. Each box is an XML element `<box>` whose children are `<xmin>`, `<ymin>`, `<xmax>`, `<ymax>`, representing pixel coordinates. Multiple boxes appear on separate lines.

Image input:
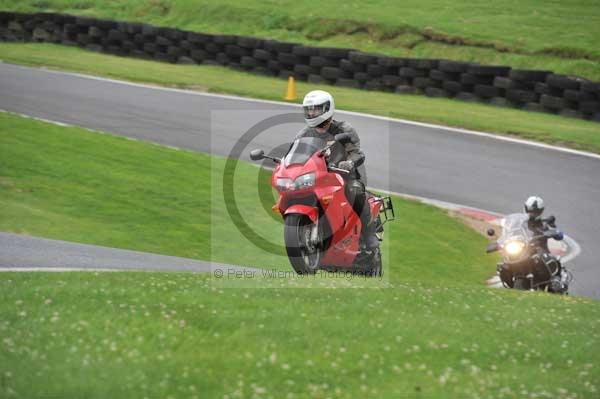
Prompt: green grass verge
<box><xmin>0</xmin><ymin>111</ymin><xmax>495</xmax><ymax>284</ymax></box>
<box><xmin>1</xmin><ymin>43</ymin><xmax>600</xmax><ymax>154</ymax></box>
<box><xmin>3</xmin><ymin>0</ymin><xmax>600</xmax><ymax>80</ymax></box>
<box><xmin>1</xmin><ymin>272</ymin><xmax>599</xmax><ymax>398</ymax></box>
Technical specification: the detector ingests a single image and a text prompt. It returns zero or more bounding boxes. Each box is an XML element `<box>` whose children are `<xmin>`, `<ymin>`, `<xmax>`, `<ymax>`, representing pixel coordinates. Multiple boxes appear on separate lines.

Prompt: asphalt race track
<box><xmin>0</xmin><ymin>232</ymin><xmax>250</xmax><ymax>274</ymax></box>
<box><xmin>1</xmin><ymin>63</ymin><xmax>599</xmax><ymax>297</ymax></box>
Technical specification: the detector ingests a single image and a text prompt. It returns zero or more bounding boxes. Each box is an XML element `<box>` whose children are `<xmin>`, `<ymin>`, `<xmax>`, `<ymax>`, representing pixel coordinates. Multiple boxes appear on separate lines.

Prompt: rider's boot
<box><xmin>360</xmin><ymin>220</ymin><xmax>379</xmax><ymax>251</ymax></box>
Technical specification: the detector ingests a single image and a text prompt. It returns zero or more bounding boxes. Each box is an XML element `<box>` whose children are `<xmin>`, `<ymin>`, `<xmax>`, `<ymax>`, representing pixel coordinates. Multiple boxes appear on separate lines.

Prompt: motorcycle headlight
<box><xmin>276</xmin><ymin>178</ymin><xmax>294</xmax><ymax>192</ymax></box>
<box><xmin>504</xmin><ymin>240</ymin><xmax>525</xmax><ymax>256</ymax></box>
<box><xmin>276</xmin><ymin>174</ymin><xmax>316</xmax><ymax>192</ymax></box>
<box><xmin>294</xmin><ymin>173</ymin><xmax>316</xmax><ymax>189</ymax></box>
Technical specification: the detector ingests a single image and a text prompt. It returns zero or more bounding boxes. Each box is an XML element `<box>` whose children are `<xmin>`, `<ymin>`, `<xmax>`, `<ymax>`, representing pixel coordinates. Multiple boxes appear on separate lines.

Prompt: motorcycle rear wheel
<box><xmin>284</xmin><ymin>214</ymin><xmax>322</xmax><ymax>274</ymax></box>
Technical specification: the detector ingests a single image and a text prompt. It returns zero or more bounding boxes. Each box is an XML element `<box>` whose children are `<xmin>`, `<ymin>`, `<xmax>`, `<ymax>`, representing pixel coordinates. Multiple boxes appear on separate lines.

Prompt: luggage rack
<box><xmin>373</xmin><ymin>196</ymin><xmax>395</xmax><ymax>225</ymax></box>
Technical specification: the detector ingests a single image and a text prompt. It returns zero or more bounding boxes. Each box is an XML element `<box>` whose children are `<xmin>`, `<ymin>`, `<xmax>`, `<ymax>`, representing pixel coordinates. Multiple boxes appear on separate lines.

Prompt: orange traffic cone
<box><xmin>284</xmin><ymin>75</ymin><xmax>297</xmax><ymax>101</ymax></box>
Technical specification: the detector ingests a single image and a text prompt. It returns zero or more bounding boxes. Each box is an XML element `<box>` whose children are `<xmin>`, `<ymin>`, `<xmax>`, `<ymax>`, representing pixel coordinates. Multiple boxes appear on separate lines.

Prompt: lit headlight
<box><xmin>504</xmin><ymin>240</ymin><xmax>525</xmax><ymax>256</ymax></box>
<box><xmin>276</xmin><ymin>173</ymin><xmax>316</xmax><ymax>192</ymax></box>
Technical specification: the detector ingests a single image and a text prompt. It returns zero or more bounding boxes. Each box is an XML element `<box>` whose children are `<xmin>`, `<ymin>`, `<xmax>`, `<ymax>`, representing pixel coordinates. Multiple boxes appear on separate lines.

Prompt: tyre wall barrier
<box><xmin>1</xmin><ymin>11</ymin><xmax>599</xmax><ymax>122</ymax></box>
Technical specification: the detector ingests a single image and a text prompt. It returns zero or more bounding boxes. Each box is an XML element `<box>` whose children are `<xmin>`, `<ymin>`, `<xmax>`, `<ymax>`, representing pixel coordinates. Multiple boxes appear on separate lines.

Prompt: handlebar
<box><xmin>318</xmin><ymin>142</ymin><xmax>350</xmax><ymax>174</ymax></box>
<box><xmin>328</xmin><ymin>165</ymin><xmax>350</xmax><ymax>174</ymax></box>
<box><xmin>531</xmin><ymin>229</ymin><xmax>562</xmax><ymax>242</ymax></box>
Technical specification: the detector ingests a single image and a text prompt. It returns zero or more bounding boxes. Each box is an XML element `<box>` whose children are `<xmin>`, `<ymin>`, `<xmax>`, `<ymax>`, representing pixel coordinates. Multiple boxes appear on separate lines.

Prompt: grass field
<box><xmin>1</xmin><ymin>271</ymin><xmax>599</xmax><ymax>398</ymax></box>
<box><xmin>3</xmin><ymin>0</ymin><xmax>600</xmax><ymax>81</ymax></box>
<box><xmin>2</xmin><ymin>43</ymin><xmax>600</xmax><ymax>155</ymax></box>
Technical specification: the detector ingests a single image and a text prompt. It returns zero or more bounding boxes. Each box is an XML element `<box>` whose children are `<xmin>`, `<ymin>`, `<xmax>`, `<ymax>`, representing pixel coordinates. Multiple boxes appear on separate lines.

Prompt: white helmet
<box><xmin>302</xmin><ymin>90</ymin><xmax>335</xmax><ymax>128</ymax></box>
<box><xmin>524</xmin><ymin>196</ymin><xmax>544</xmax><ymax>218</ymax></box>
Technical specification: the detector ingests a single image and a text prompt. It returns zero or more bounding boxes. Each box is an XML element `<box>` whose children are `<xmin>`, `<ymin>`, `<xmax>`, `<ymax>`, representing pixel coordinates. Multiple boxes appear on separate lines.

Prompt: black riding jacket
<box><xmin>528</xmin><ymin>217</ymin><xmax>558</xmax><ymax>253</ymax></box>
<box><xmin>295</xmin><ymin>120</ymin><xmax>365</xmax><ymax>180</ymax></box>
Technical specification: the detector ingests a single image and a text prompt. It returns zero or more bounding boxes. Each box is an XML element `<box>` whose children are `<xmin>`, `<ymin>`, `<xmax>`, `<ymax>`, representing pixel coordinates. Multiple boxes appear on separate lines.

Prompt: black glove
<box><xmin>338</xmin><ymin>160</ymin><xmax>354</xmax><ymax>171</ymax></box>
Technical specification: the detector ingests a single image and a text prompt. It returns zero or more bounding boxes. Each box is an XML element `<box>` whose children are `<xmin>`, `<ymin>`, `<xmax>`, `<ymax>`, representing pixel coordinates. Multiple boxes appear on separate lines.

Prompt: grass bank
<box><xmin>3</xmin><ymin>0</ymin><xmax>600</xmax><ymax>80</ymax></box>
<box><xmin>0</xmin><ymin>111</ymin><xmax>495</xmax><ymax>283</ymax></box>
<box><xmin>1</xmin><ymin>43</ymin><xmax>600</xmax><ymax>154</ymax></box>
<box><xmin>1</xmin><ymin>272</ymin><xmax>599</xmax><ymax>398</ymax></box>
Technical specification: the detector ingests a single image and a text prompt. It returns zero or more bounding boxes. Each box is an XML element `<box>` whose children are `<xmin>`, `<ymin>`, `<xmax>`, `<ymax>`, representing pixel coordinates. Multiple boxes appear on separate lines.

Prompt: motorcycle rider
<box><xmin>524</xmin><ymin>196</ymin><xmax>564</xmax><ymax>249</ymax></box>
<box><xmin>524</xmin><ymin>195</ymin><xmax>568</xmax><ymax>292</ymax></box>
<box><xmin>295</xmin><ymin>90</ymin><xmax>379</xmax><ymax>250</ymax></box>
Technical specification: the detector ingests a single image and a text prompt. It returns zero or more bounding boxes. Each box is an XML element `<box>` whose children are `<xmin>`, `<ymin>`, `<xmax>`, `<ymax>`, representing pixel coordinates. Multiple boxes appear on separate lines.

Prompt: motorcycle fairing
<box><xmin>284</xmin><ymin>204</ymin><xmax>318</xmax><ymax>223</ymax></box>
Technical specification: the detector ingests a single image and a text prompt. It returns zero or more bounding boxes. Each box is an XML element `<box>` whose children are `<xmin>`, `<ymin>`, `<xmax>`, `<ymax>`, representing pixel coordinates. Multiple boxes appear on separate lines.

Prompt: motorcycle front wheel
<box><xmin>513</xmin><ymin>278</ymin><xmax>531</xmax><ymax>290</ymax></box>
<box><xmin>284</xmin><ymin>214</ymin><xmax>322</xmax><ymax>274</ymax></box>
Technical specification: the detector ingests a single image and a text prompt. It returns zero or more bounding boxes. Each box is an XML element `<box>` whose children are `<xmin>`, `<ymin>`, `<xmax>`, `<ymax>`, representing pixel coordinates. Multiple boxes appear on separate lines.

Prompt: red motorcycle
<box><xmin>250</xmin><ymin>134</ymin><xmax>394</xmax><ymax>276</ymax></box>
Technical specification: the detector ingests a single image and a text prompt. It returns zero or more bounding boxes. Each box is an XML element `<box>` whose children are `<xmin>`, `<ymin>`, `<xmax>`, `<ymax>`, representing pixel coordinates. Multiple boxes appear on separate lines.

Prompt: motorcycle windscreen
<box><xmin>284</xmin><ymin>137</ymin><xmax>326</xmax><ymax>166</ymax></box>
<box><xmin>499</xmin><ymin>213</ymin><xmax>534</xmax><ymax>244</ymax></box>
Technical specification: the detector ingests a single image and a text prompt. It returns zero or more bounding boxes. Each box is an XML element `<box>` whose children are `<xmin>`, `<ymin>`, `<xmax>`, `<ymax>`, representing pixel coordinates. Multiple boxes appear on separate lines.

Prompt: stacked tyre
<box><xmin>377</xmin><ymin>57</ymin><xmax>407</xmax><ymax>91</ymax></box>
<box><xmin>432</xmin><ymin>60</ymin><xmax>470</xmax><ymax>99</ymax></box>
<box><xmin>314</xmin><ymin>47</ymin><xmax>352</xmax><ymax>85</ymax></box>
<box><xmin>539</xmin><ymin>74</ymin><xmax>586</xmax><ymax>118</ymax></box>
<box><xmin>462</xmin><ymin>65</ymin><xmax>511</xmax><ymax>103</ymax></box>
<box><xmin>578</xmin><ymin>82</ymin><xmax>600</xmax><ymax>121</ymax></box>
<box><xmin>500</xmin><ymin>69</ymin><xmax>549</xmax><ymax>111</ymax></box>
<box><xmin>398</xmin><ymin>58</ymin><xmax>436</xmax><ymax>94</ymax></box>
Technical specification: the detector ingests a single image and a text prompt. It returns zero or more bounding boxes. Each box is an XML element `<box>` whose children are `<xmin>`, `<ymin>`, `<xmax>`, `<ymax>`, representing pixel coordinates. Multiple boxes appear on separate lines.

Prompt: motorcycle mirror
<box><xmin>487</xmin><ymin>228</ymin><xmax>495</xmax><ymax>237</ymax></box>
<box><xmin>249</xmin><ymin>149</ymin><xmax>265</xmax><ymax>161</ymax></box>
<box><xmin>334</xmin><ymin>133</ymin><xmax>352</xmax><ymax>144</ymax></box>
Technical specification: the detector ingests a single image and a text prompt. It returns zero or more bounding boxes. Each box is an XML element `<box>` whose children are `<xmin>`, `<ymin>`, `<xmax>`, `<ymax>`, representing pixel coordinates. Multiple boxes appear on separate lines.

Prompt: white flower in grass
<box><xmin>269</xmin><ymin>352</ymin><xmax>277</xmax><ymax>364</ymax></box>
<box><xmin>18</xmin><ymin>311</ymin><xmax>26</xmax><ymax>317</ymax></box>
<box><xmin>282</xmin><ymin>363</ymin><xmax>290</xmax><ymax>370</ymax></box>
